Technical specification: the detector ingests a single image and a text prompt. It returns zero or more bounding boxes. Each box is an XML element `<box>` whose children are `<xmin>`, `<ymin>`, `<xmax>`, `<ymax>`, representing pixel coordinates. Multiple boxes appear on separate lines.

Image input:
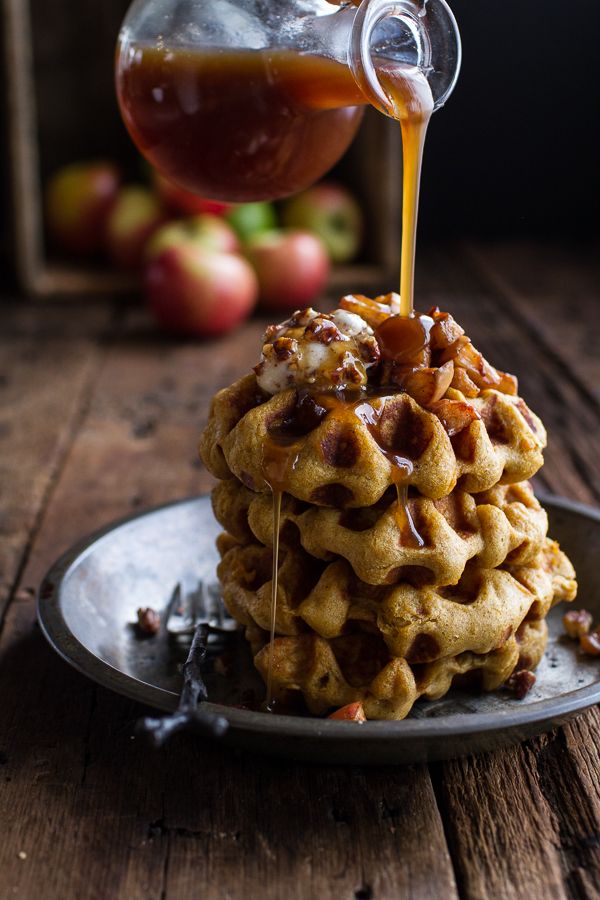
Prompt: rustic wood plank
<box><xmin>160</xmin><ymin>754</ymin><xmax>457</xmax><ymax>900</ymax></box>
<box><xmin>0</xmin><ymin>304</ymin><xmax>458</xmax><ymax>900</ymax></box>
<box><xmin>432</xmin><ymin>744</ymin><xmax>568</xmax><ymax>900</ymax></box>
<box><xmin>19</xmin><ymin>309</ymin><xmax>263</xmax><ymax>585</ymax></box>
<box><xmin>0</xmin><ymin>304</ymin><xmax>111</xmax><ymax>620</ymax></box>
<box><xmin>421</xmin><ymin>244</ymin><xmax>600</xmax><ymax>900</ymax></box>
<box><xmin>1</xmin><ymin>243</ymin><xmax>598</xmax><ymax>900</ymax></box>
<box><xmin>420</xmin><ymin>245</ymin><xmax>600</xmax><ymax>505</ymax></box>
<box><xmin>466</xmin><ymin>241</ymin><xmax>600</xmax><ymax>408</ymax></box>
<box><xmin>434</xmin><ymin>712</ymin><xmax>600</xmax><ymax>900</ymax></box>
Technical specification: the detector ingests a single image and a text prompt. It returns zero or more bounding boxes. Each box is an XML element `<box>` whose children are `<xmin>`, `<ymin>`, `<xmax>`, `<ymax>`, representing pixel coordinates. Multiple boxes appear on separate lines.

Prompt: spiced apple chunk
<box><xmin>200</xmin><ymin>294</ymin><xmax>576</xmax><ymax>720</ymax></box>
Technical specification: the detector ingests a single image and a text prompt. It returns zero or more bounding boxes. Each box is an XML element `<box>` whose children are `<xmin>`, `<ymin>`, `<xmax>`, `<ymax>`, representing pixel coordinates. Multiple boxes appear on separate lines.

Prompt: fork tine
<box><xmin>166</xmin><ymin>582</ymin><xmax>195</xmax><ymax>635</ymax></box>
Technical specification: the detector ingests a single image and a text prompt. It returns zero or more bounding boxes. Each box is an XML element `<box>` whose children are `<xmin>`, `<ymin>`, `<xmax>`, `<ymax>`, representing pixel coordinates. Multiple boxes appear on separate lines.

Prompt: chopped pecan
<box><xmin>580</xmin><ymin>631</ymin><xmax>600</xmax><ymax>657</ymax></box>
<box><xmin>305</xmin><ymin>316</ymin><xmax>343</xmax><ymax>344</ymax></box>
<box><xmin>359</xmin><ymin>336</ymin><xmax>381</xmax><ymax>366</ymax></box>
<box><xmin>272</xmin><ymin>336</ymin><xmax>298</xmax><ymax>360</ymax></box>
<box><xmin>264</xmin><ymin>323</ymin><xmax>281</xmax><ymax>343</ymax></box>
<box><xmin>563</xmin><ymin>609</ymin><xmax>593</xmax><ymax>640</ymax></box>
<box><xmin>136</xmin><ymin>607</ymin><xmax>160</xmax><ymax>636</ymax></box>
<box><xmin>341</xmin><ymin>361</ymin><xmax>366</xmax><ymax>385</ymax></box>
<box><xmin>505</xmin><ymin>669</ymin><xmax>536</xmax><ymax>700</ymax></box>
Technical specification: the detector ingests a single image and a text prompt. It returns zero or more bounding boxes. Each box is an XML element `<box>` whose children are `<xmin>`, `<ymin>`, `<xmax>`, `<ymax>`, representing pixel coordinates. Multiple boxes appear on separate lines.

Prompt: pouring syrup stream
<box><xmin>263</xmin><ymin>64</ymin><xmax>433</xmax><ymax>710</ymax></box>
<box><xmin>380</xmin><ymin>64</ymin><xmax>434</xmax><ymax>318</ymax></box>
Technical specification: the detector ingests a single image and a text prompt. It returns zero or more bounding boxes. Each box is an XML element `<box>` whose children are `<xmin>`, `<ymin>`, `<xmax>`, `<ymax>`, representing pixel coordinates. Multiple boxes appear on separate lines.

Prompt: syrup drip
<box><xmin>265</xmin><ymin>489</ymin><xmax>282</xmax><ymax>711</ymax></box>
<box><xmin>261</xmin><ymin>388</ymin><xmax>426</xmax><ymax>709</ymax></box>
<box><xmin>260</xmin><ymin>64</ymin><xmax>434</xmax><ymax>709</ymax></box>
<box><xmin>393</xmin><ymin>478</ymin><xmax>425</xmax><ymax>550</ymax></box>
<box><xmin>261</xmin><ymin>431</ymin><xmax>303</xmax><ymax>712</ymax></box>
<box><xmin>379</xmin><ymin>65</ymin><xmax>434</xmax><ymax>318</ymax></box>
<box><xmin>375</xmin><ymin>313</ymin><xmax>434</xmax><ymax>366</ymax></box>
<box><xmin>354</xmin><ymin>397</ymin><xmax>423</xmax><ymax>548</ymax></box>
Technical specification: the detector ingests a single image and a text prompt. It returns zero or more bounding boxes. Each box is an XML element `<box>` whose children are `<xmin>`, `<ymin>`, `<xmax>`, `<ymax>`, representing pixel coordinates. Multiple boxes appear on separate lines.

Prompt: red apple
<box><xmin>46</xmin><ymin>160</ymin><xmax>120</xmax><ymax>256</ymax></box>
<box><xmin>152</xmin><ymin>170</ymin><xmax>234</xmax><ymax>217</ymax></box>
<box><xmin>105</xmin><ymin>186</ymin><xmax>168</xmax><ymax>269</ymax></box>
<box><xmin>328</xmin><ymin>702</ymin><xmax>366</xmax><ymax>722</ymax></box>
<box><xmin>245</xmin><ymin>230</ymin><xmax>330</xmax><ymax>310</ymax></box>
<box><xmin>144</xmin><ymin>246</ymin><xmax>258</xmax><ymax>337</ymax></box>
<box><xmin>146</xmin><ymin>215</ymin><xmax>240</xmax><ymax>260</ymax></box>
<box><xmin>282</xmin><ymin>182</ymin><xmax>363</xmax><ymax>264</ymax></box>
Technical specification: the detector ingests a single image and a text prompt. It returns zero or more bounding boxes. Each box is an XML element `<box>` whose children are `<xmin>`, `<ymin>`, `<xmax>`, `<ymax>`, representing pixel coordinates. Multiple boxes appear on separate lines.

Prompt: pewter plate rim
<box><xmin>37</xmin><ymin>494</ymin><xmax>600</xmax><ymax>757</ymax></box>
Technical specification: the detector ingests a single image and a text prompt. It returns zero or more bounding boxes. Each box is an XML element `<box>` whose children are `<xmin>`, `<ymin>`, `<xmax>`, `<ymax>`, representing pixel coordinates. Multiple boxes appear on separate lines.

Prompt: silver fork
<box><xmin>166</xmin><ymin>581</ymin><xmax>238</xmax><ymax>637</ymax></box>
<box><xmin>137</xmin><ymin>580</ymin><xmax>237</xmax><ymax>746</ymax></box>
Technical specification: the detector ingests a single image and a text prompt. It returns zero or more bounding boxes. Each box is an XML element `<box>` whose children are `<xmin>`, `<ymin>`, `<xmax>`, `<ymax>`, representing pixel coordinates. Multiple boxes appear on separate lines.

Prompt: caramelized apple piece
<box><xmin>563</xmin><ymin>609</ymin><xmax>593</xmax><ymax>639</ymax></box>
<box><xmin>401</xmin><ymin>360</ymin><xmax>454</xmax><ymax>407</ymax></box>
<box><xmin>328</xmin><ymin>701</ymin><xmax>367</xmax><ymax>722</ymax></box>
<box><xmin>374</xmin><ymin>292</ymin><xmax>402</xmax><ymax>315</ymax></box>
<box><xmin>439</xmin><ymin>338</ymin><xmax>518</xmax><ymax>394</ymax></box>
<box><xmin>339</xmin><ymin>294</ymin><xmax>393</xmax><ymax>329</ymax></box>
<box><xmin>494</xmin><ymin>369</ymin><xmax>519</xmax><ymax>396</ymax></box>
<box><xmin>450</xmin><ymin>366</ymin><xmax>479</xmax><ymax>398</ymax></box>
<box><xmin>429</xmin><ymin>310</ymin><xmax>465</xmax><ymax>351</ymax></box>
<box><xmin>428</xmin><ymin>398</ymin><xmax>480</xmax><ymax>436</ymax></box>
<box><xmin>580</xmin><ymin>631</ymin><xmax>600</xmax><ymax>657</ymax></box>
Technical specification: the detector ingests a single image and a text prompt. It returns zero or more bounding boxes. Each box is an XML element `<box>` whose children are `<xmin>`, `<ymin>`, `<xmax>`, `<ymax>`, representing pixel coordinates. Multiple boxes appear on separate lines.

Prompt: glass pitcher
<box><xmin>115</xmin><ymin>0</ymin><xmax>461</xmax><ymax>202</ymax></box>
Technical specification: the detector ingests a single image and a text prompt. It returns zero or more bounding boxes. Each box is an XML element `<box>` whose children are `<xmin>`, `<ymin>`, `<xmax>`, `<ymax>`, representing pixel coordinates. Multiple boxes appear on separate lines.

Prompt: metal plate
<box><xmin>38</xmin><ymin>494</ymin><xmax>600</xmax><ymax>764</ymax></box>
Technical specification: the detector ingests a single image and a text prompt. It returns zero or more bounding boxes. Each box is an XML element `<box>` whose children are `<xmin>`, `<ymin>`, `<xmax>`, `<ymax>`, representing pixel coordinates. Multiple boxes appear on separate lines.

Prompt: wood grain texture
<box><xmin>420</xmin><ymin>245</ymin><xmax>600</xmax><ymax>505</ymax></box>
<box><xmin>0</xmin><ymin>305</ymin><xmax>110</xmax><ymax>619</ymax></box>
<box><xmin>467</xmin><ymin>241</ymin><xmax>600</xmax><ymax>408</ymax></box>
<box><xmin>421</xmin><ymin>244</ymin><xmax>600</xmax><ymax>900</ymax></box>
<box><xmin>0</xmin><ymin>243</ymin><xmax>598</xmax><ymax>899</ymax></box>
<box><xmin>0</xmin><ymin>300</ymin><xmax>456</xmax><ymax>900</ymax></box>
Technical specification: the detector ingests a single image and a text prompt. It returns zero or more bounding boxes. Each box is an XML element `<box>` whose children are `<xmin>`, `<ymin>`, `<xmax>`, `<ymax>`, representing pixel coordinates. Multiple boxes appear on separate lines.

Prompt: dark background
<box><xmin>420</xmin><ymin>0</ymin><xmax>600</xmax><ymax>238</ymax></box>
<box><xmin>1</xmin><ymin>0</ymin><xmax>599</xmax><ymax>285</ymax></box>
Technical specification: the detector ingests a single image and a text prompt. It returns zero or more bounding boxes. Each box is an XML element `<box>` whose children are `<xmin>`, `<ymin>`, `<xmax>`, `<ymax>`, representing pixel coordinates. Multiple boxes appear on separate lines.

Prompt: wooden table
<box><xmin>1</xmin><ymin>241</ymin><xmax>600</xmax><ymax>900</ymax></box>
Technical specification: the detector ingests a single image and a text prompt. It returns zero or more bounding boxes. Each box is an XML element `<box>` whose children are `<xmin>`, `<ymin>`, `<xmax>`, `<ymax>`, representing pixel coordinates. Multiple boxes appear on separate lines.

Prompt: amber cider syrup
<box><xmin>117</xmin><ymin>46</ymin><xmax>367</xmax><ymax>203</ymax></box>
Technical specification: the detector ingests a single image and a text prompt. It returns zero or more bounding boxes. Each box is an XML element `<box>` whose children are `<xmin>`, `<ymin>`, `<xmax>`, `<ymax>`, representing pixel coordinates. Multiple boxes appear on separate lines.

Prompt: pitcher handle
<box><xmin>350</xmin><ymin>0</ymin><xmax>462</xmax><ymax>115</ymax></box>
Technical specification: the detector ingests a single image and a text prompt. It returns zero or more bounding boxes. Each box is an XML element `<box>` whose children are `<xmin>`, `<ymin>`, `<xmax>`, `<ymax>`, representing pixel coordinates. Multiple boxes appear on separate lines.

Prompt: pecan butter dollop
<box><xmin>254</xmin><ymin>308</ymin><xmax>380</xmax><ymax>394</ymax></box>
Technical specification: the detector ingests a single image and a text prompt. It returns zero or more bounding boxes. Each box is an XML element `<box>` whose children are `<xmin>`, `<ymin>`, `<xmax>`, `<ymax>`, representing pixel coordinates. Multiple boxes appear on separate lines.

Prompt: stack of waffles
<box><xmin>200</xmin><ymin>297</ymin><xmax>577</xmax><ymax>719</ymax></box>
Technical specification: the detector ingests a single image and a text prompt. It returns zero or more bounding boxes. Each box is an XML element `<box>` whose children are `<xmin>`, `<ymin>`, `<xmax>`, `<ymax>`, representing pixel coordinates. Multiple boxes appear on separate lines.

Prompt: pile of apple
<box><xmin>45</xmin><ymin>160</ymin><xmax>363</xmax><ymax>337</ymax></box>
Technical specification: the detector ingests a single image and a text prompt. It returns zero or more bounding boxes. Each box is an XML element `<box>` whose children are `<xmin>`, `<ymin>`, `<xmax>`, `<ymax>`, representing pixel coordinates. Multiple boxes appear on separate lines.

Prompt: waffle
<box><xmin>248</xmin><ymin>621</ymin><xmax>548</xmax><ymax>720</ymax></box>
<box><xmin>200</xmin><ymin>375</ymin><xmax>546</xmax><ymax>507</ymax></box>
<box><xmin>212</xmin><ymin>478</ymin><xmax>549</xmax><ymax>587</ymax></box>
<box><xmin>217</xmin><ymin>537</ymin><xmax>576</xmax><ymax>665</ymax></box>
<box><xmin>201</xmin><ymin>299</ymin><xmax>576</xmax><ymax>720</ymax></box>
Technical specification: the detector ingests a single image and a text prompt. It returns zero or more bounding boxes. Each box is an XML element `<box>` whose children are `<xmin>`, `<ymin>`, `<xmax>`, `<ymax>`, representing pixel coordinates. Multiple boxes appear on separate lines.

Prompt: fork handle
<box><xmin>136</xmin><ymin>621</ymin><xmax>229</xmax><ymax>746</ymax></box>
<box><xmin>137</xmin><ymin>708</ymin><xmax>229</xmax><ymax>747</ymax></box>
<box><xmin>180</xmin><ymin>622</ymin><xmax>210</xmax><ymax>707</ymax></box>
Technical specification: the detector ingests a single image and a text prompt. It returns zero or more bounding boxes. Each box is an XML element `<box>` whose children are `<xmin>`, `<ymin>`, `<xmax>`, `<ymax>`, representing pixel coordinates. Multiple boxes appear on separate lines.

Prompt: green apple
<box><xmin>226</xmin><ymin>202</ymin><xmax>277</xmax><ymax>243</ymax></box>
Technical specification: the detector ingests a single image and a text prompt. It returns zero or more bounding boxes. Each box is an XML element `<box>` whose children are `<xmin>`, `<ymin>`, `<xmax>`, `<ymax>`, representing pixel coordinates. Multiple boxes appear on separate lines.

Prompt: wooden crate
<box><xmin>2</xmin><ymin>0</ymin><xmax>401</xmax><ymax>298</ymax></box>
